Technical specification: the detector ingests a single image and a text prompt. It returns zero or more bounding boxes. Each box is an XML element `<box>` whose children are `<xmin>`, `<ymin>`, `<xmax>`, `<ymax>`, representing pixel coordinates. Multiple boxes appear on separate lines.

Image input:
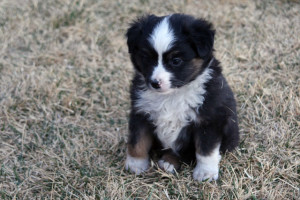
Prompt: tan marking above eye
<box><xmin>166</xmin><ymin>51</ymin><xmax>181</xmax><ymax>59</ymax></box>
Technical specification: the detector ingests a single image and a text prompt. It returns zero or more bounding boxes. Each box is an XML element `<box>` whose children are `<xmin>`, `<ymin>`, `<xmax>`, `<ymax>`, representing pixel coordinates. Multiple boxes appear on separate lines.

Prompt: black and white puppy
<box><xmin>125</xmin><ymin>14</ymin><xmax>239</xmax><ymax>181</ymax></box>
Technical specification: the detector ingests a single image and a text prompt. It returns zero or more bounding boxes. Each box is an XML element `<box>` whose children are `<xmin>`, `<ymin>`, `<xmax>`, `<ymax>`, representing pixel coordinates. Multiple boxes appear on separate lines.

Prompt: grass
<box><xmin>0</xmin><ymin>0</ymin><xmax>299</xmax><ymax>199</ymax></box>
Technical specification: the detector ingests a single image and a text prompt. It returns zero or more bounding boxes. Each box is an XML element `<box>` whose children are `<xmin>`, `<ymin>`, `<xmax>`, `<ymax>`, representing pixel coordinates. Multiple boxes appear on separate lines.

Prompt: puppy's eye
<box><xmin>171</xmin><ymin>58</ymin><xmax>182</xmax><ymax>66</ymax></box>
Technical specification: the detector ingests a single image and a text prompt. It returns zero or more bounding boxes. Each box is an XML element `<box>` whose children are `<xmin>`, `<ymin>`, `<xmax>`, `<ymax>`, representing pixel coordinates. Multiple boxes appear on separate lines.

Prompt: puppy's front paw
<box><xmin>125</xmin><ymin>155</ymin><xmax>149</xmax><ymax>175</ymax></box>
<box><xmin>193</xmin><ymin>163</ymin><xmax>219</xmax><ymax>182</ymax></box>
<box><xmin>158</xmin><ymin>159</ymin><xmax>175</xmax><ymax>173</ymax></box>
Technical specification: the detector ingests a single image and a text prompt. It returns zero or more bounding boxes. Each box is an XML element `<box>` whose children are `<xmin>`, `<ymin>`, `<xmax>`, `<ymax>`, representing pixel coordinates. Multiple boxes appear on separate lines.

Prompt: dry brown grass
<box><xmin>0</xmin><ymin>0</ymin><xmax>299</xmax><ymax>199</ymax></box>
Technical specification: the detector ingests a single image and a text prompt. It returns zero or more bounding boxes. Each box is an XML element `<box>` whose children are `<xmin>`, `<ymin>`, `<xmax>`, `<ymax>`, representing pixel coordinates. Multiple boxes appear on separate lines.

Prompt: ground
<box><xmin>0</xmin><ymin>0</ymin><xmax>299</xmax><ymax>199</ymax></box>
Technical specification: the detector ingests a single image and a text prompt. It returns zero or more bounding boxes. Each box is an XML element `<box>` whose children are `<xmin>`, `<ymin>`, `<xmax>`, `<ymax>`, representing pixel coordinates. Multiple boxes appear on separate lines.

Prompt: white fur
<box><xmin>148</xmin><ymin>16</ymin><xmax>175</xmax><ymax>58</ymax></box>
<box><xmin>135</xmin><ymin>67</ymin><xmax>213</xmax><ymax>150</ymax></box>
<box><xmin>158</xmin><ymin>160</ymin><xmax>175</xmax><ymax>173</ymax></box>
<box><xmin>149</xmin><ymin>16</ymin><xmax>175</xmax><ymax>92</ymax></box>
<box><xmin>193</xmin><ymin>144</ymin><xmax>221</xmax><ymax>182</ymax></box>
<box><xmin>125</xmin><ymin>154</ymin><xmax>149</xmax><ymax>175</ymax></box>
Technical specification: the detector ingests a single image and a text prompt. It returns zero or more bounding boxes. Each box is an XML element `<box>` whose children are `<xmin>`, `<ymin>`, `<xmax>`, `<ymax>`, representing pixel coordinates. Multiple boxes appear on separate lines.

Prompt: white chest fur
<box><xmin>135</xmin><ymin>68</ymin><xmax>213</xmax><ymax>150</ymax></box>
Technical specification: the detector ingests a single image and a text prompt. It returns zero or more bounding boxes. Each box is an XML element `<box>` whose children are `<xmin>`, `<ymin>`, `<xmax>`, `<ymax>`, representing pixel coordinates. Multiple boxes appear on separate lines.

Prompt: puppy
<box><xmin>125</xmin><ymin>14</ymin><xmax>239</xmax><ymax>181</ymax></box>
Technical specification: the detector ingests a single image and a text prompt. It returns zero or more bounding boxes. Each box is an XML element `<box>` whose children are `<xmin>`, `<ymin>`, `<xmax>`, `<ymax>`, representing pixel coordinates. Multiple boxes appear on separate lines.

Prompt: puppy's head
<box><xmin>126</xmin><ymin>14</ymin><xmax>215</xmax><ymax>93</ymax></box>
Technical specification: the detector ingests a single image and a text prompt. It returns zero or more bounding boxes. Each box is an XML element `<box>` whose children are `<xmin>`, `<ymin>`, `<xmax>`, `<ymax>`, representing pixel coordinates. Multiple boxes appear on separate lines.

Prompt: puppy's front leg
<box><xmin>193</xmin><ymin>144</ymin><xmax>221</xmax><ymax>181</ymax></box>
<box><xmin>125</xmin><ymin>112</ymin><xmax>153</xmax><ymax>175</ymax></box>
<box><xmin>193</xmin><ymin>126</ymin><xmax>222</xmax><ymax>181</ymax></box>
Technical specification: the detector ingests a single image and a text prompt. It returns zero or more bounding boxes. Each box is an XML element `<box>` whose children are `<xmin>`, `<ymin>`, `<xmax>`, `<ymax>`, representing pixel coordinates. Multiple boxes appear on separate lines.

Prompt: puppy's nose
<box><xmin>150</xmin><ymin>79</ymin><xmax>161</xmax><ymax>89</ymax></box>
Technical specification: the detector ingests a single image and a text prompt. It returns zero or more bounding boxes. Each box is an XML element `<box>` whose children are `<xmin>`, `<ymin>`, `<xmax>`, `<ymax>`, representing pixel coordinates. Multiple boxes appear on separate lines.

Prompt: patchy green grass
<box><xmin>0</xmin><ymin>0</ymin><xmax>299</xmax><ymax>199</ymax></box>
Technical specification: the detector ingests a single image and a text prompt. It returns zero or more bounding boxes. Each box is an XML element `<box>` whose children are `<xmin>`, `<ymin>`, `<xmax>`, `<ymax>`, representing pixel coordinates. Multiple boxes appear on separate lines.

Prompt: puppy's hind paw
<box><xmin>158</xmin><ymin>159</ymin><xmax>175</xmax><ymax>173</ymax></box>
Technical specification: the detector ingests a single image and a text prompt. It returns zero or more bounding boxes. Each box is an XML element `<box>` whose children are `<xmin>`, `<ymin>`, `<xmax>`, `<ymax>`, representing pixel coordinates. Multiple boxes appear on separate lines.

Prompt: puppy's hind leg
<box><xmin>158</xmin><ymin>149</ymin><xmax>181</xmax><ymax>173</ymax></box>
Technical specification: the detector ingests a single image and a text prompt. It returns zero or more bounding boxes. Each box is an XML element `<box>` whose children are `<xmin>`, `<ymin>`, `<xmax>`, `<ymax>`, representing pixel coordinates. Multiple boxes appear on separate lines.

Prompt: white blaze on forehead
<box><xmin>148</xmin><ymin>16</ymin><xmax>175</xmax><ymax>54</ymax></box>
<box><xmin>148</xmin><ymin>16</ymin><xmax>175</xmax><ymax>91</ymax></box>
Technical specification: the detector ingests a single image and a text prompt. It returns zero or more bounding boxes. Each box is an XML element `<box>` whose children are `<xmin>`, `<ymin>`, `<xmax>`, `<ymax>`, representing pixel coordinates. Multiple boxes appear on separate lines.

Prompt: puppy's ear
<box><xmin>126</xmin><ymin>15</ymin><xmax>159</xmax><ymax>54</ymax></box>
<box><xmin>126</xmin><ymin>20</ymin><xmax>142</xmax><ymax>54</ymax></box>
<box><xmin>187</xmin><ymin>19</ymin><xmax>215</xmax><ymax>58</ymax></box>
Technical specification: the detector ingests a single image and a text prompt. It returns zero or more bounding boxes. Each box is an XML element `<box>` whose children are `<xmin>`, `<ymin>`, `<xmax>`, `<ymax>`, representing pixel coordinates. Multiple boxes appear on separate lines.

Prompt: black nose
<box><xmin>150</xmin><ymin>79</ymin><xmax>160</xmax><ymax>89</ymax></box>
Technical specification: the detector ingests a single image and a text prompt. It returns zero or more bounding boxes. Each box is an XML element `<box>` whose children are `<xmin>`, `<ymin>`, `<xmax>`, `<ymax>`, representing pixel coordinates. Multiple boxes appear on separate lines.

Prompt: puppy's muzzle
<box><xmin>150</xmin><ymin>79</ymin><xmax>161</xmax><ymax>89</ymax></box>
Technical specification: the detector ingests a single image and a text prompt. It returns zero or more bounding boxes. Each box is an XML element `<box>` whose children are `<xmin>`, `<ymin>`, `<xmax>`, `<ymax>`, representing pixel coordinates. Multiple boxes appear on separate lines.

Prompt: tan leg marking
<box><xmin>127</xmin><ymin>130</ymin><xmax>153</xmax><ymax>158</ymax></box>
<box><xmin>125</xmin><ymin>129</ymin><xmax>153</xmax><ymax>175</ymax></box>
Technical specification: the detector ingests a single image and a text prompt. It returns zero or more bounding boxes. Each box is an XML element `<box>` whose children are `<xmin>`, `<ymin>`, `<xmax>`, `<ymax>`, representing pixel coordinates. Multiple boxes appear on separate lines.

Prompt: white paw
<box><xmin>125</xmin><ymin>155</ymin><xmax>149</xmax><ymax>175</ymax></box>
<box><xmin>158</xmin><ymin>160</ymin><xmax>175</xmax><ymax>173</ymax></box>
<box><xmin>193</xmin><ymin>163</ymin><xmax>219</xmax><ymax>182</ymax></box>
<box><xmin>193</xmin><ymin>147</ymin><xmax>221</xmax><ymax>182</ymax></box>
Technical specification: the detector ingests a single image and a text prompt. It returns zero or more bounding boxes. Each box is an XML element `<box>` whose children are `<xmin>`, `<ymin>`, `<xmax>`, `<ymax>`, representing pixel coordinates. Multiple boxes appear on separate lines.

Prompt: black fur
<box><xmin>126</xmin><ymin>14</ymin><xmax>239</xmax><ymax>164</ymax></box>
